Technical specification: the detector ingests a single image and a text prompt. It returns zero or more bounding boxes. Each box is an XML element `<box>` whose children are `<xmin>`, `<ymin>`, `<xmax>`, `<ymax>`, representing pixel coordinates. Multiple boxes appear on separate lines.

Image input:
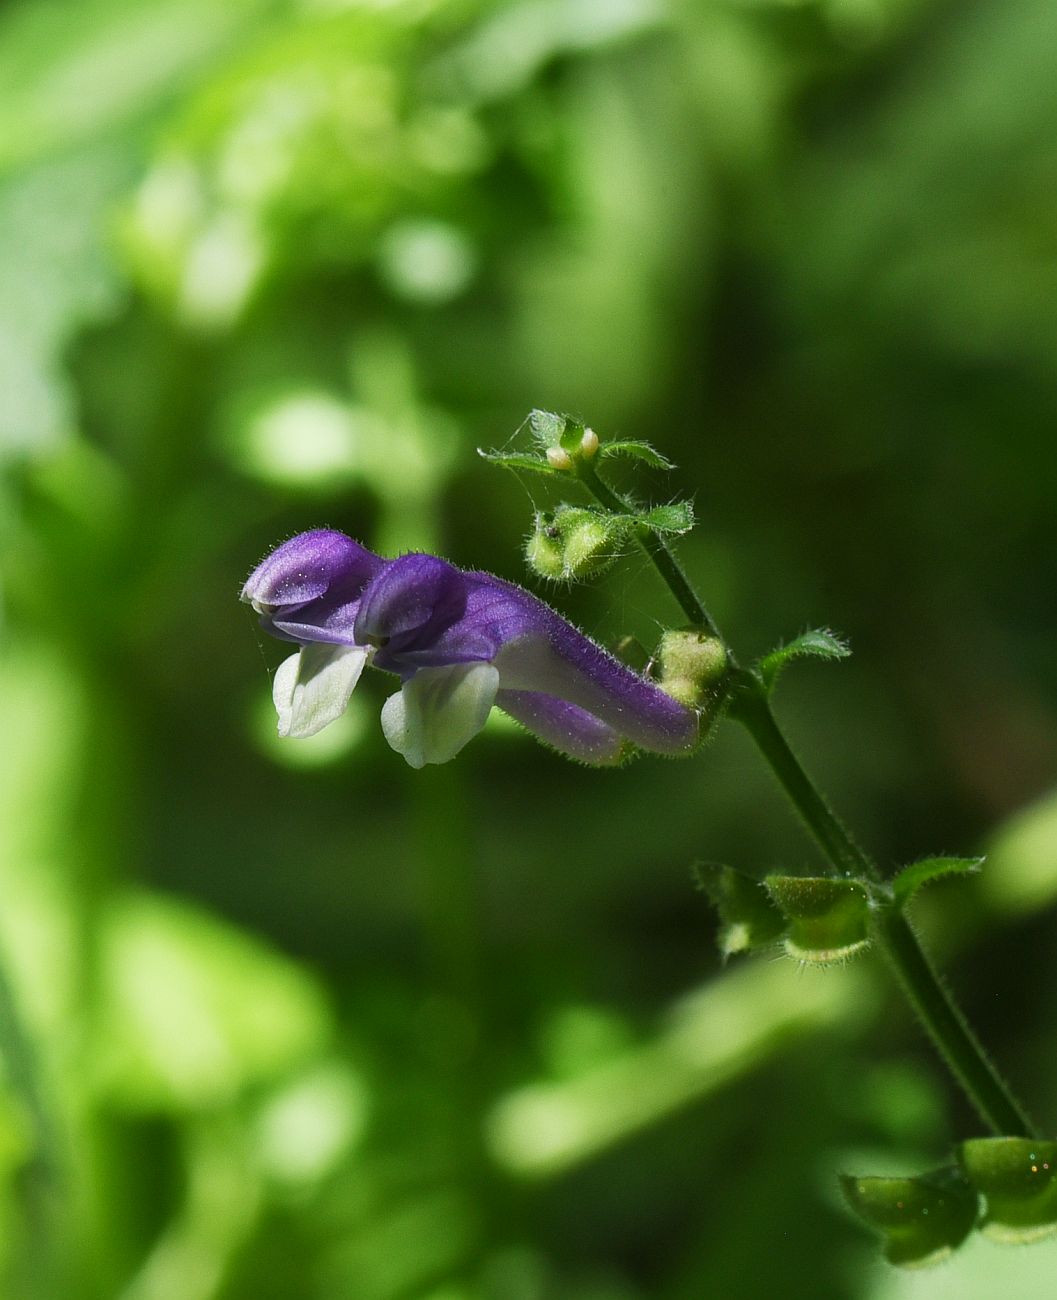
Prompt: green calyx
<box><xmin>958</xmin><ymin>1138</ymin><xmax>1057</xmax><ymax>1243</ymax></box>
<box><xmin>764</xmin><ymin>875</ymin><xmax>872</xmax><ymax>964</ymax></box>
<box><xmin>524</xmin><ymin>506</ymin><xmax>627</xmax><ymax>582</ymax></box>
<box><xmin>656</xmin><ymin>627</ymin><xmax>728</xmax><ymax>709</ymax></box>
<box><xmin>840</xmin><ymin>1166</ymin><xmax>978</xmax><ymax>1268</ymax></box>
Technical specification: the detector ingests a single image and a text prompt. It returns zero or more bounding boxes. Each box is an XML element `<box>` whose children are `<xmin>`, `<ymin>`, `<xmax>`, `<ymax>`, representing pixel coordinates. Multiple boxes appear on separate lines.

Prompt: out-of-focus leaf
<box><xmin>0</xmin><ymin>0</ymin><xmax>272</xmax><ymax>173</ymax></box>
<box><xmin>485</xmin><ymin>957</ymin><xmax>872</xmax><ymax>1176</ymax></box>
<box><xmin>94</xmin><ymin>892</ymin><xmax>331</xmax><ymax>1112</ymax></box>
<box><xmin>982</xmin><ymin>788</ymin><xmax>1057</xmax><ymax>916</ymax></box>
<box><xmin>0</xmin><ymin>151</ymin><xmax>127</xmax><ymax>459</ymax></box>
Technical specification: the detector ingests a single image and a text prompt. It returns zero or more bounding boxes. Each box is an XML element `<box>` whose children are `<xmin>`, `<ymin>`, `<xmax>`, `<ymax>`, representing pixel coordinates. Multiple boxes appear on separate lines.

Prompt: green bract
<box><xmin>840</xmin><ymin>1167</ymin><xmax>979</xmax><ymax>1268</ymax></box>
<box><xmin>958</xmin><ymin>1137</ymin><xmax>1057</xmax><ymax>1243</ymax></box>
<box><xmin>764</xmin><ymin>876</ymin><xmax>872</xmax><ymax>964</ymax></box>
<box><xmin>695</xmin><ymin>863</ymin><xmax>786</xmax><ymax>958</ymax></box>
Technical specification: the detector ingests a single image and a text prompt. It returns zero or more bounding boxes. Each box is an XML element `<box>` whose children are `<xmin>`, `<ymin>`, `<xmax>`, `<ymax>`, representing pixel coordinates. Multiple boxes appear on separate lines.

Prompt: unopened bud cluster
<box><xmin>525</xmin><ymin>506</ymin><xmax>627</xmax><ymax>582</ymax></box>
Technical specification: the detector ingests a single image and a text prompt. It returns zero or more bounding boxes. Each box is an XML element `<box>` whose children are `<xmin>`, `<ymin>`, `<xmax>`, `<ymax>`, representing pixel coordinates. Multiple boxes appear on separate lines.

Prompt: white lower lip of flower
<box><xmin>381</xmin><ymin>662</ymin><xmax>500</xmax><ymax>768</ymax></box>
<box><xmin>273</xmin><ymin>643</ymin><xmax>370</xmax><ymax>738</ymax></box>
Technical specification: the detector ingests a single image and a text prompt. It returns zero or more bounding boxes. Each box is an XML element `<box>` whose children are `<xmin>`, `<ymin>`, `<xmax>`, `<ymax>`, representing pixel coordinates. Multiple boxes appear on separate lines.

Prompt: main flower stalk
<box><xmin>575</xmin><ymin>460</ymin><xmax>1037</xmax><ymax>1139</ymax></box>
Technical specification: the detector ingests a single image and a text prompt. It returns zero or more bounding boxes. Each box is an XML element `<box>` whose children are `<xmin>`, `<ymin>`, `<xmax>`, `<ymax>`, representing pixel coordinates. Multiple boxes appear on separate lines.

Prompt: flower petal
<box><xmin>380</xmin><ymin>662</ymin><xmax>499</xmax><ymax>768</ymax></box>
<box><xmin>242</xmin><ymin>529</ymin><xmax>382</xmax><ymax>611</ymax></box>
<box><xmin>493</xmin><ymin>632</ymin><xmax>698</xmax><ymax>756</ymax></box>
<box><xmin>273</xmin><ymin>643</ymin><xmax>369</xmax><ymax>738</ymax></box>
<box><xmin>496</xmin><ymin>689</ymin><xmax>625</xmax><ymax>765</ymax></box>
<box><xmin>355</xmin><ymin>554</ymin><xmax>468</xmax><ymax>654</ymax></box>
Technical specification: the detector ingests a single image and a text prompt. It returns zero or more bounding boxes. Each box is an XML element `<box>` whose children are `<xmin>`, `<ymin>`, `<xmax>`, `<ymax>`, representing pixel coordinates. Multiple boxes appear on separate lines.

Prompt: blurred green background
<box><xmin>2</xmin><ymin>0</ymin><xmax>1057</xmax><ymax>1296</ymax></box>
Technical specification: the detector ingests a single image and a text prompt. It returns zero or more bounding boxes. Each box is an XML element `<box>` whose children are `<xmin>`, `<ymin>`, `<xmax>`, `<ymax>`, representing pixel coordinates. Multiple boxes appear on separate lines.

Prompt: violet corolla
<box><xmin>241</xmin><ymin>530</ymin><xmax>698</xmax><ymax>768</ymax></box>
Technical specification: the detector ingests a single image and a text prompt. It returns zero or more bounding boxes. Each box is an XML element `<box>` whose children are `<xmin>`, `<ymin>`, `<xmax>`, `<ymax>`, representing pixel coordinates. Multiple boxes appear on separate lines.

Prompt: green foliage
<box><xmin>477</xmin><ymin>448</ymin><xmax>560</xmax><ymax>476</ymax></box>
<box><xmin>892</xmin><ymin>856</ymin><xmax>984</xmax><ymax>908</ymax></box>
<box><xmin>2</xmin><ymin>0</ymin><xmax>1057</xmax><ymax>1293</ymax></box>
<box><xmin>598</xmin><ymin>440</ymin><xmax>674</xmax><ymax>469</ymax></box>
<box><xmin>758</xmin><ymin>630</ymin><xmax>851</xmax><ymax>693</ymax></box>
<box><xmin>764</xmin><ymin>876</ymin><xmax>872</xmax><ymax>964</ymax></box>
<box><xmin>840</xmin><ymin>1166</ymin><xmax>979</xmax><ymax>1267</ymax></box>
<box><xmin>959</xmin><ymin>1139</ymin><xmax>1057</xmax><ymax>1244</ymax></box>
<box><xmin>637</xmin><ymin>502</ymin><xmax>695</xmax><ymax>535</ymax></box>
<box><xmin>694</xmin><ymin>863</ymin><xmax>785</xmax><ymax>958</ymax></box>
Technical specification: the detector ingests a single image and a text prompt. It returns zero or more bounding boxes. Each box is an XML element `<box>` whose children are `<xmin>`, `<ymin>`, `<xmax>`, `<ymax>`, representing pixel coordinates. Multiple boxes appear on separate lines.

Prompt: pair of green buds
<box><xmin>843</xmin><ymin>1138</ymin><xmax>1057</xmax><ymax>1267</ymax></box>
<box><xmin>525</xmin><ymin>500</ymin><xmax>696</xmax><ymax>584</ymax></box>
<box><xmin>699</xmin><ymin>853</ymin><xmax>988</xmax><ymax>965</ymax></box>
<box><xmin>698</xmin><ymin>865</ymin><xmax>875</xmax><ymax>965</ymax></box>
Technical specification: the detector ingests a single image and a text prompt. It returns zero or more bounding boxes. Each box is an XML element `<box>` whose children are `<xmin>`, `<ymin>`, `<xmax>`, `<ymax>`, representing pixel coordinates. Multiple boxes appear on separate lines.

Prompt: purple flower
<box><xmin>242</xmin><ymin>529</ymin><xmax>698</xmax><ymax>767</ymax></box>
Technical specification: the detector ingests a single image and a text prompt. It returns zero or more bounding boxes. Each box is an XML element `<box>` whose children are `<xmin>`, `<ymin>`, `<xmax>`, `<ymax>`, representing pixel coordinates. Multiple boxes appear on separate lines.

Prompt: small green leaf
<box><xmin>694</xmin><ymin>862</ymin><xmax>786</xmax><ymax>959</ymax></box>
<box><xmin>840</xmin><ymin>1166</ymin><xmax>979</xmax><ymax>1268</ymax></box>
<box><xmin>477</xmin><ymin>448</ymin><xmax>558</xmax><ymax>475</ymax></box>
<box><xmin>525</xmin><ymin>408</ymin><xmax>584</xmax><ymax>453</ymax></box>
<box><xmin>639</xmin><ymin>501</ymin><xmax>695</xmax><ymax>535</ymax></box>
<box><xmin>958</xmin><ymin>1138</ymin><xmax>1057</xmax><ymax>1243</ymax></box>
<box><xmin>764</xmin><ymin>875</ymin><xmax>871</xmax><ymax>964</ymax></box>
<box><xmin>892</xmin><ymin>856</ymin><xmax>984</xmax><ymax>908</ymax></box>
<box><xmin>598</xmin><ymin>439</ymin><xmax>674</xmax><ymax>469</ymax></box>
<box><xmin>528</xmin><ymin>408</ymin><xmax>567</xmax><ymax>445</ymax></box>
<box><xmin>758</xmin><ymin>628</ymin><xmax>851</xmax><ymax>691</ymax></box>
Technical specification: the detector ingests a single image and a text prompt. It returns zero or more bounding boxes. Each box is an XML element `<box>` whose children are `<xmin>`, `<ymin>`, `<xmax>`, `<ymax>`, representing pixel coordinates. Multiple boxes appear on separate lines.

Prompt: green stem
<box><xmin>731</xmin><ymin>683</ymin><xmax>871</xmax><ymax>881</ymax></box>
<box><xmin>732</xmin><ymin>681</ymin><xmax>1036</xmax><ymax>1138</ymax></box>
<box><xmin>576</xmin><ymin>464</ymin><xmax>721</xmax><ymax>638</ymax></box>
<box><xmin>875</xmin><ymin>909</ymin><xmax>1035</xmax><ymax>1138</ymax></box>
<box><xmin>578</xmin><ymin>457</ymin><xmax>1037</xmax><ymax>1139</ymax></box>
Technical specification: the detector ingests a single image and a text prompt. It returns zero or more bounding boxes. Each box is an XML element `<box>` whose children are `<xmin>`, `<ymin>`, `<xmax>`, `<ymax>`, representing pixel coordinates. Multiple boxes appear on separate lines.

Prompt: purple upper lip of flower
<box><xmin>242</xmin><ymin>528</ymin><xmax>698</xmax><ymax>766</ymax></box>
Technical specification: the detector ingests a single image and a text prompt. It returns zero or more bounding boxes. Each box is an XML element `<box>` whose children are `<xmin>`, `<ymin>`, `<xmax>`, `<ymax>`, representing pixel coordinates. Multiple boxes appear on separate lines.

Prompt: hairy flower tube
<box><xmin>241</xmin><ymin>530</ymin><xmax>699</xmax><ymax>768</ymax></box>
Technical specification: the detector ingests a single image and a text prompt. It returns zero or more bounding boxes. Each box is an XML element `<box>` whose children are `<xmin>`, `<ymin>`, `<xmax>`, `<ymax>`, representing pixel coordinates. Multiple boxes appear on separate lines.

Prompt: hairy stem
<box><xmin>576</xmin><ymin>463</ymin><xmax>722</xmax><ymax>639</ymax></box>
<box><xmin>578</xmin><ymin>458</ymin><xmax>1037</xmax><ymax>1139</ymax></box>
<box><xmin>733</xmin><ymin>681</ymin><xmax>1036</xmax><ymax>1138</ymax></box>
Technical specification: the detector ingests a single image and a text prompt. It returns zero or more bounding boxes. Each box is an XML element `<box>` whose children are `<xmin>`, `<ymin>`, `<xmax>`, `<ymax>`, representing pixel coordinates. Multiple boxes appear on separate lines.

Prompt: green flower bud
<box><xmin>958</xmin><ymin>1138</ymin><xmax>1057</xmax><ymax>1243</ymax></box>
<box><xmin>656</xmin><ymin>628</ymin><xmax>728</xmax><ymax>708</ymax></box>
<box><xmin>841</xmin><ymin>1166</ymin><xmax>978</xmax><ymax>1268</ymax></box>
<box><xmin>524</xmin><ymin>506</ymin><xmax>627</xmax><ymax>582</ymax></box>
<box><xmin>764</xmin><ymin>875</ymin><xmax>871</xmax><ymax>964</ymax></box>
<box><xmin>524</xmin><ymin>513</ymin><xmax>566</xmax><ymax>580</ymax></box>
<box><xmin>557</xmin><ymin>507</ymin><xmax>615</xmax><ymax>578</ymax></box>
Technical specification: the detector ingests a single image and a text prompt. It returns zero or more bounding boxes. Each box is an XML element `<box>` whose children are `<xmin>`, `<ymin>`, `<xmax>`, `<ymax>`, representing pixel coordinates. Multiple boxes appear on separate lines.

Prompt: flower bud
<box><xmin>656</xmin><ymin>628</ymin><xmax>728</xmax><ymax>709</ymax></box>
<box><xmin>840</xmin><ymin>1166</ymin><xmax>978</xmax><ymax>1268</ymax></box>
<box><xmin>524</xmin><ymin>513</ymin><xmax>566</xmax><ymax>580</ymax></box>
<box><xmin>958</xmin><ymin>1138</ymin><xmax>1057</xmax><ymax>1243</ymax></box>
<box><xmin>524</xmin><ymin>507</ymin><xmax>626</xmax><ymax>582</ymax></box>
<box><xmin>764</xmin><ymin>875</ymin><xmax>871</xmax><ymax>964</ymax></box>
<box><xmin>558</xmin><ymin>507</ymin><xmax>614</xmax><ymax>577</ymax></box>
